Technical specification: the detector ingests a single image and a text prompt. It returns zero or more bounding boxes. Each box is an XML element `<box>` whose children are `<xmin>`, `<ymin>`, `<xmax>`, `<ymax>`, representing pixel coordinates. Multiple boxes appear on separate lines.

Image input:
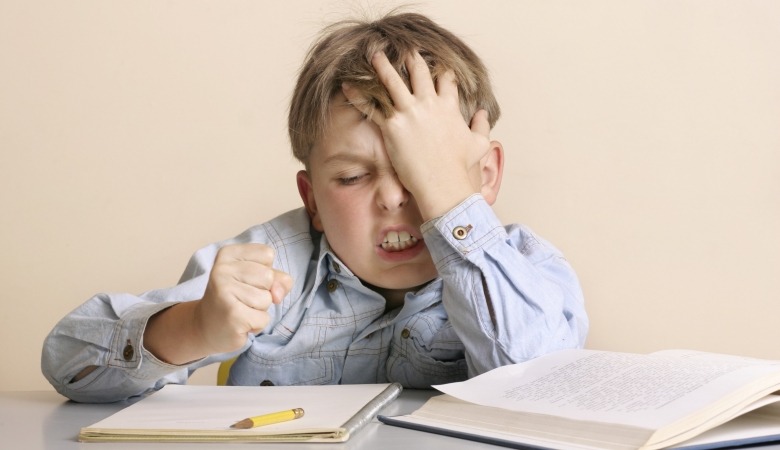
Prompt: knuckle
<box><xmin>255</xmin><ymin>289</ymin><xmax>273</xmax><ymax>308</ymax></box>
<box><xmin>209</xmin><ymin>264</ymin><xmax>231</xmax><ymax>282</ymax></box>
<box><xmin>218</xmin><ymin>242</ymin><xmax>241</xmax><ymax>255</ymax></box>
<box><xmin>259</xmin><ymin>267</ymin><xmax>275</xmax><ymax>287</ymax></box>
<box><xmin>256</xmin><ymin>244</ymin><xmax>275</xmax><ymax>261</ymax></box>
<box><xmin>281</xmin><ymin>273</ymin><xmax>294</xmax><ymax>289</ymax></box>
<box><xmin>249</xmin><ymin>311</ymin><xmax>271</xmax><ymax>332</ymax></box>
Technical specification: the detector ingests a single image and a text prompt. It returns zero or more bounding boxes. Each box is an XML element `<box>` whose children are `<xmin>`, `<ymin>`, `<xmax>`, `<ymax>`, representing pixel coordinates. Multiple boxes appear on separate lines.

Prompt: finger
<box><xmin>371</xmin><ymin>51</ymin><xmax>413</xmax><ymax>108</ymax></box>
<box><xmin>342</xmin><ymin>82</ymin><xmax>385</xmax><ymax>127</ymax></box>
<box><xmin>243</xmin><ymin>309</ymin><xmax>271</xmax><ymax>335</ymax></box>
<box><xmin>216</xmin><ymin>259</ymin><xmax>276</xmax><ymax>290</ymax></box>
<box><xmin>407</xmin><ymin>51</ymin><xmax>436</xmax><ymax>97</ymax></box>
<box><xmin>469</xmin><ymin>109</ymin><xmax>491</xmax><ymax>138</ymax></box>
<box><xmin>230</xmin><ymin>282</ymin><xmax>274</xmax><ymax>311</ymax></box>
<box><xmin>270</xmin><ymin>270</ymin><xmax>293</xmax><ymax>304</ymax></box>
<box><xmin>435</xmin><ymin>69</ymin><xmax>459</xmax><ymax>99</ymax></box>
<box><xmin>217</xmin><ymin>243</ymin><xmax>275</xmax><ymax>266</ymax></box>
<box><xmin>227</xmin><ymin>266</ymin><xmax>292</xmax><ymax>305</ymax></box>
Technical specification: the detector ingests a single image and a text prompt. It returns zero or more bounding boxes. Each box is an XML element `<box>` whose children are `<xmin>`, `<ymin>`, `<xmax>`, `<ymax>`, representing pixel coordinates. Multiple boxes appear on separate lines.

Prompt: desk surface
<box><xmin>0</xmin><ymin>389</ymin><xmax>503</xmax><ymax>450</ymax></box>
<box><xmin>5</xmin><ymin>389</ymin><xmax>780</xmax><ymax>450</ymax></box>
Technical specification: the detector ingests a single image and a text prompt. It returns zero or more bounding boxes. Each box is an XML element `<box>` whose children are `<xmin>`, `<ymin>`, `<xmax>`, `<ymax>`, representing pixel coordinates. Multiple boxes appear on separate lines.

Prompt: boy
<box><xmin>42</xmin><ymin>12</ymin><xmax>588</xmax><ymax>403</ymax></box>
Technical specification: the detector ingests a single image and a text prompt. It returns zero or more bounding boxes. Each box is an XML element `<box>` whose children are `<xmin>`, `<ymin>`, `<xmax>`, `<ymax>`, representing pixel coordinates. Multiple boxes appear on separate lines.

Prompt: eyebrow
<box><xmin>322</xmin><ymin>152</ymin><xmax>375</xmax><ymax>167</ymax></box>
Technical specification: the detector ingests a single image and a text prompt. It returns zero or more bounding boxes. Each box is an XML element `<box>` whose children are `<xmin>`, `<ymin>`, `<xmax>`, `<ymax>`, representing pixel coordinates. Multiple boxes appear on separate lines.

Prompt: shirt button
<box><xmin>453</xmin><ymin>225</ymin><xmax>473</xmax><ymax>240</ymax></box>
<box><xmin>122</xmin><ymin>340</ymin><xmax>134</xmax><ymax>361</ymax></box>
<box><xmin>326</xmin><ymin>279</ymin><xmax>339</xmax><ymax>293</ymax></box>
<box><xmin>260</xmin><ymin>380</ymin><xmax>275</xmax><ymax>386</ymax></box>
<box><xmin>332</xmin><ymin>262</ymin><xmax>341</xmax><ymax>273</ymax></box>
<box><xmin>401</xmin><ymin>328</ymin><xmax>411</xmax><ymax>339</ymax></box>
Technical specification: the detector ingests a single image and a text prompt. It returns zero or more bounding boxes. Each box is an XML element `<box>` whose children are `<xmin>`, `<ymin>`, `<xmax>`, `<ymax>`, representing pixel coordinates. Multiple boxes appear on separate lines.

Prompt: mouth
<box><xmin>380</xmin><ymin>230</ymin><xmax>420</xmax><ymax>252</ymax></box>
<box><xmin>375</xmin><ymin>227</ymin><xmax>427</xmax><ymax>263</ymax></box>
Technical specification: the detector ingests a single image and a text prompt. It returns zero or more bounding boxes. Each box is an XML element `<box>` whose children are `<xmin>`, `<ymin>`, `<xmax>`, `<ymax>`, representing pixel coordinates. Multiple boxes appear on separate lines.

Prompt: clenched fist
<box><xmin>144</xmin><ymin>243</ymin><xmax>293</xmax><ymax>365</ymax></box>
<box><xmin>195</xmin><ymin>243</ymin><xmax>293</xmax><ymax>354</ymax></box>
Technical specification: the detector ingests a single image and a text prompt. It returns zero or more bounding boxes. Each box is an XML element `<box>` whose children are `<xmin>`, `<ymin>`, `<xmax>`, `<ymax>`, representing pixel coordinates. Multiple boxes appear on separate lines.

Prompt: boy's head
<box><xmin>290</xmin><ymin>12</ymin><xmax>503</xmax><ymax>294</ymax></box>
<box><xmin>288</xmin><ymin>11</ymin><xmax>501</xmax><ymax>167</ymax></box>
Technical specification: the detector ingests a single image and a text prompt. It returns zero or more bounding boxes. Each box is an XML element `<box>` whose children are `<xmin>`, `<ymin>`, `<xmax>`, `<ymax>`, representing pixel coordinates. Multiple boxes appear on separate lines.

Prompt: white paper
<box><xmin>85</xmin><ymin>383</ymin><xmax>392</xmax><ymax>434</ymax></box>
<box><xmin>434</xmin><ymin>349</ymin><xmax>780</xmax><ymax>429</ymax></box>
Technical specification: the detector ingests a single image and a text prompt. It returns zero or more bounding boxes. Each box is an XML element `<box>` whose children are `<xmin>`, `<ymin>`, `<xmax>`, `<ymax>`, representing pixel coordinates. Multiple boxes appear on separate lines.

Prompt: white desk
<box><xmin>0</xmin><ymin>389</ymin><xmax>503</xmax><ymax>449</ymax></box>
<box><xmin>5</xmin><ymin>390</ymin><xmax>780</xmax><ymax>449</ymax></box>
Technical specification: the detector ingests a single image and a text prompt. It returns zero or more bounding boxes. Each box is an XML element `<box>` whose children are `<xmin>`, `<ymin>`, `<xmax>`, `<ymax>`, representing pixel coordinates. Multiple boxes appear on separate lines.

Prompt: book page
<box><xmin>435</xmin><ymin>349</ymin><xmax>780</xmax><ymax>429</ymax></box>
<box><xmin>674</xmin><ymin>400</ymin><xmax>780</xmax><ymax>448</ymax></box>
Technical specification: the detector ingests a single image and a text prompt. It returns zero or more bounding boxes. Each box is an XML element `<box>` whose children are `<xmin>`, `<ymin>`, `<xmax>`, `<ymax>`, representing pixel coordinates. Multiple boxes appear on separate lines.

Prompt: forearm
<box><xmin>41</xmin><ymin>294</ymin><xmax>191</xmax><ymax>402</ymax></box>
<box><xmin>143</xmin><ymin>301</ymin><xmax>210</xmax><ymax>365</ymax></box>
<box><xmin>44</xmin><ymin>350</ymin><xmax>190</xmax><ymax>404</ymax></box>
<box><xmin>441</xmin><ymin>252</ymin><xmax>586</xmax><ymax>374</ymax></box>
<box><xmin>423</xmin><ymin>195</ymin><xmax>589</xmax><ymax>374</ymax></box>
<box><xmin>41</xmin><ymin>258</ymin><xmax>216</xmax><ymax>402</ymax></box>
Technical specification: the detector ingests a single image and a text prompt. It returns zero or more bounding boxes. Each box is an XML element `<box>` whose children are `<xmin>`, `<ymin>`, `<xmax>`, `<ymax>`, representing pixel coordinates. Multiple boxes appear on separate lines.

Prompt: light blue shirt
<box><xmin>42</xmin><ymin>195</ymin><xmax>588</xmax><ymax>403</ymax></box>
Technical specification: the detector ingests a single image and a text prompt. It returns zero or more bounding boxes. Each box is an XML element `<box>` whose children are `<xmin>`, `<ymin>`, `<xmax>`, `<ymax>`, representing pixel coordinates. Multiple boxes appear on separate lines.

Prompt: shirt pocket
<box><xmin>227</xmin><ymin>323</ymin><xmax>341</xmax><ymax>386</ymax></box>
<box><xmin>387</xmin><ymin>315</ymin><xmax>468</xmax><ymax>388</ymax></box>
<box><xmin>228</xmin><ymin>352</ymin><xmax>337</xmax><ymax>386</ymax></box>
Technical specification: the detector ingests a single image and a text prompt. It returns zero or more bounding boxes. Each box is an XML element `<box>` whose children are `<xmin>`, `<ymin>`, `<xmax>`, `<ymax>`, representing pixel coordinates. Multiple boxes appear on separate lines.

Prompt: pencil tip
<box><xmin>230</xmin><ymin>419</ymin><xmax>253</xmax><ymax>429</ymax></box>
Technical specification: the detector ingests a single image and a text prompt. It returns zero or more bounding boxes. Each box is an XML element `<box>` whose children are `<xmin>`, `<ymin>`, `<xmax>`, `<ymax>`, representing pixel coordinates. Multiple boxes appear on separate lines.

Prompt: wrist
<box><xmin>414</xmin><ymin>183</ymin><xmax>478</xmax><ymax>221</ymax></box>
<box><xmin>143</xmin><ymin>301</ymin><xmax>208</xmax><ymax>365</ymax></box>
<box><xmin>405</xmin><ymin>164</ymin><xmax>482</xmax><ymax>221</ymax></box>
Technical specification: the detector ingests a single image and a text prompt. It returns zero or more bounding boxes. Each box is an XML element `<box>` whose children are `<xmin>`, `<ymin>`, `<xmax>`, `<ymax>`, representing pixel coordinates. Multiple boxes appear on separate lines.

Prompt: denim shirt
<box><xmin>42</xmin><ymin>195</ymin><xmax>588</xmax><ymax>403</ymax></box>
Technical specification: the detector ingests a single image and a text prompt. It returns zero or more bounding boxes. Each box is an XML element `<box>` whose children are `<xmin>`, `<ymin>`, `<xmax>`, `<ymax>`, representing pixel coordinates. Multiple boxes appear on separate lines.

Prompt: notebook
<box><xmin>79</xmin><ymin>382</ymin><xmax>402</xmax><ymax>443</ymax></box>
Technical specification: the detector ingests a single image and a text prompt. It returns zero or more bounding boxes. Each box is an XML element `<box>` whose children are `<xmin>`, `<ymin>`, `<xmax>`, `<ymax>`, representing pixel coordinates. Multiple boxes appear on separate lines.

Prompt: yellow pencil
<box><xmin>230</xmin><ymin>408</ymin><xmax>305</xmax><ymax>429</ymax></box>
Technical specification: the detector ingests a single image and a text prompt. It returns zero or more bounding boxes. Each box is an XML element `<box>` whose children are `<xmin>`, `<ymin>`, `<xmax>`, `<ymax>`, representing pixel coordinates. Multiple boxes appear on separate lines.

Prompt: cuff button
<box><xmin>452</xmin><ymin>225</ymin><xmax>473</xmax><ymax>240</ymax></box>
<box><xmin>122</xmin><ymin>340</ymin><xmax>135</xmax><ymax>361</ymax></box>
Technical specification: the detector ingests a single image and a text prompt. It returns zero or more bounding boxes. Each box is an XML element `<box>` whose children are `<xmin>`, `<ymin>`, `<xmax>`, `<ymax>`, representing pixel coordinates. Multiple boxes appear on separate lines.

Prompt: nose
<box><xmin>376</xmin><ymin>172</ymin><xmax>409</xmax><ymax>211</ymax></box>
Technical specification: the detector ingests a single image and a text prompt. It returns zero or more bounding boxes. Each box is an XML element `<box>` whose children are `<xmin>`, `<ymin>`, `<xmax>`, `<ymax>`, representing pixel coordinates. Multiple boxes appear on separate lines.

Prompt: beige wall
<box><xmin>2</xmin><ymin>0</ymin><xmax>778</xmax><ymax>391</ymax></box>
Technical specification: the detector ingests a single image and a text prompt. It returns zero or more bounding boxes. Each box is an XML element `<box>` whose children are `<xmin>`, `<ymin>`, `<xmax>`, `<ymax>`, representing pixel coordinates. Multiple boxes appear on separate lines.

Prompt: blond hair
<box><xmin>288</xmin><ymin>12</ymin><xmax>501</xmax><ymax>165</ymax></box>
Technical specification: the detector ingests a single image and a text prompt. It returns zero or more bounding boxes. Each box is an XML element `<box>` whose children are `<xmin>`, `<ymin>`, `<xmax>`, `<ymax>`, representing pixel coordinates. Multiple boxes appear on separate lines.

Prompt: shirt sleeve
<box><xmin>40</xmin><ymin>245</ymin><xmax>237</xmax><ymax>403</ymax></box>
<box><xmin>420</xmin><ymin>194</ymin><xmax>589</xmax><ymax>377</ymax></box>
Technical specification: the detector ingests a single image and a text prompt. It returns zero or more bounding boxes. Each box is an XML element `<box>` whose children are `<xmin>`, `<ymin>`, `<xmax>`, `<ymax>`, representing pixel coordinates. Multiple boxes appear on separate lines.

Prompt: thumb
<box><xmin>269</xmin><ymin>271</ymin><xmax>293</xmax><ymax>304</ymax></box>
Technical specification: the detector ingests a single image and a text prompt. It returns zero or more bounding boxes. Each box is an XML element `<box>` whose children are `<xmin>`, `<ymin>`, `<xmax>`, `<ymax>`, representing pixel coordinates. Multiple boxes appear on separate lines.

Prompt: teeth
<box><xmin>381</xmin><ymin>231</ymin><xmax>418</xmax><ymax>251</ymax></box>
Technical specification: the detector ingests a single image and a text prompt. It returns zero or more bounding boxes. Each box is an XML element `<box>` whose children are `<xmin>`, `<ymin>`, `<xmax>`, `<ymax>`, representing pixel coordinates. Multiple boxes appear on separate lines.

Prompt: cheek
<box><xmin>318</xmin><ymin>190</ymin><xmax>374</xmax><ymax>264</ymax></box>
<box><xmin>318</xmin><ymin>189</ymin><xmax>370</xmax><ymax>233</ymax></box>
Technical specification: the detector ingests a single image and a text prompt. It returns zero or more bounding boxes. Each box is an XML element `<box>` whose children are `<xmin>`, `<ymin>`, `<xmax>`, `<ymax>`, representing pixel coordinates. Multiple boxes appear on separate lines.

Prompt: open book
<box><xmin>79</xmin><ymin>383</ymin><xmax>401</xmax><ymax>443</ymax></box>
<box><xmin>379</xmin><ymin>349</ymin><xmax>780</xmax><ymax>450</ymax></box>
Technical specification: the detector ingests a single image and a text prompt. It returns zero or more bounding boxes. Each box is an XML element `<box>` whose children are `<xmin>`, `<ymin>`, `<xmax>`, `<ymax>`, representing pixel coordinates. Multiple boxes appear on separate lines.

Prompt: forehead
<box><xmin>309</xmin><ymin>93</ymin><xmax>383</xmax><ymax>165</ymax></box>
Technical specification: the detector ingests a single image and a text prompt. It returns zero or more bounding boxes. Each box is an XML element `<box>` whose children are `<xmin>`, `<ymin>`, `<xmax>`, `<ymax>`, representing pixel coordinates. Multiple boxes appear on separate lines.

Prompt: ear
<box><xmin>296</xmin><ymin>170</ymin><xmax>324</xmax><ymax>232</ymax></box>
<box><xmin>479</xmin><ymin>140</ymin><xmax>504</xmax><ymax>205</ymax></box>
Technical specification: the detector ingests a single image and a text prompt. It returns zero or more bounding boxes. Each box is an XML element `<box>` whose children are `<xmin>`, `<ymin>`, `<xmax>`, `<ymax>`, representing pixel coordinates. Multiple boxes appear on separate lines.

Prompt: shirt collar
<box><xmin>303</xmin><ymin>228</ymin><xmax>442</xmax><ymax>308</ymax></box>
<box><xmin>301</xmin><ymin>231</ymin><xmax>355</xmax><ymax>308</ymax></box>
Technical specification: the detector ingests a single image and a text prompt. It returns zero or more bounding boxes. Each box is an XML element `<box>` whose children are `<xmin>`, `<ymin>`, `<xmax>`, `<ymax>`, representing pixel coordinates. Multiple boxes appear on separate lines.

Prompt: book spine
<box><xmin>340</xmin><ymin>383</ymin><xmax>403</xmax><ymax>438</ymax></box>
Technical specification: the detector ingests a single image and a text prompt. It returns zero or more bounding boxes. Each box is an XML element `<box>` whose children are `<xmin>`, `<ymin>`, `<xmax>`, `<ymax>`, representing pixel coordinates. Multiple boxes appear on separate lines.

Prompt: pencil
<box><xmin>230</xmin><ymin>408</ymin><xmax>305</xmax><ymax>429</ymax></box>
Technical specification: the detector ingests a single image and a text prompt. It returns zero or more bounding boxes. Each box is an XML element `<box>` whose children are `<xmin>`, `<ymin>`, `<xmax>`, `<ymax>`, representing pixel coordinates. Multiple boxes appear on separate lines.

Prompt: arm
<box><xmin>422</xmin><ymin>195</ymin><xmax>588</xmax><ymax>376</ymax></box>
<box><xmin>144</xmin><ymin>244</ymin><xmax>292</xmax><ymax>365</ymax></box>
<box><xmin>41</xmin><ymin>242</ymin><xmax>291</xmax><ymax>403</ymax></box>
<box><xmin>342</xmin><ymin>50</ymin><xmax>587</xmax><ymax>376</ymax></box>
<box><xmin>41</xmin><ymin>286</ymin><xmax>206</xmax><ymax>403</ymax></box>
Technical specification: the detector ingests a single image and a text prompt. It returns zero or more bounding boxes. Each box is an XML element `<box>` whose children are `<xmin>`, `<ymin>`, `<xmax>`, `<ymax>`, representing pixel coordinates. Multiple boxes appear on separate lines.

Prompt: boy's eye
<box><xmin>338</xmin><ymin>174</ymin><xmax>368</xmax><ymax>185</ymax></box>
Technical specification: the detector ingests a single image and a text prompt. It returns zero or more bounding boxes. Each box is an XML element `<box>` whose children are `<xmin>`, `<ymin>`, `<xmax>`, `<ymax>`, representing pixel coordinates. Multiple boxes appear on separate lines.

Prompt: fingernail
<box><xmin>341</xmin><ymin>82</ymin><xmax>354</xmax><ymax>98</ymax></box>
